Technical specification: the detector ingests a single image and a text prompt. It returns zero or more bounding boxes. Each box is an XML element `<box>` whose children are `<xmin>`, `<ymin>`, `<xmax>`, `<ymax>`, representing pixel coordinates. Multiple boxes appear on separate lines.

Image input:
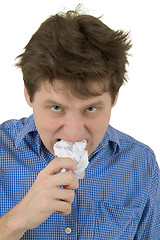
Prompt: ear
<box><xmin>112</xmin><ymin>92</ymin><xmax>119</xmax><ymax>108</ymax></box>
<box><xmin>24</xmin><ymin>85</ymin><xmax>33</xmax><ymax>107</ymax></box>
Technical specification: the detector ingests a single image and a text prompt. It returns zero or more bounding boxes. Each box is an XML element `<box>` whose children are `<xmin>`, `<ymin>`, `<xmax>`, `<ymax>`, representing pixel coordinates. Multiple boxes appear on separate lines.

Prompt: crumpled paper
<box><xmin>53</xmin><ymin>139</ymin><xmax>88</xmax><ymax>179</ymax></box>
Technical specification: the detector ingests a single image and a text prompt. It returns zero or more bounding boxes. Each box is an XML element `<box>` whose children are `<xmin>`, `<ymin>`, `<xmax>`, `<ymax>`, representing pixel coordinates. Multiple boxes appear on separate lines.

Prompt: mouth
<box><xmin>53</xmin><ymin>138</ymin><xmax>89</xmax><ymax>153</ymax></box>
<box><xmin>55</xmin><ymin>138</ymin><xmax>88</xmax><ymax>144</ymax></box>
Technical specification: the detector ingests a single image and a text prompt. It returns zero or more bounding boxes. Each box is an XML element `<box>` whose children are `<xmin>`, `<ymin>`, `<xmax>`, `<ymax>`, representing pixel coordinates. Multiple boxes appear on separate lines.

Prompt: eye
<box><xmin>86</xmin><ymin>107</ymin><xmax>97</xmax><ymax>113</ymax></box>
<box><xmin>51</xmin><ymin>105</ymin><xmax>62</xmax><ymax>112</ymax></box>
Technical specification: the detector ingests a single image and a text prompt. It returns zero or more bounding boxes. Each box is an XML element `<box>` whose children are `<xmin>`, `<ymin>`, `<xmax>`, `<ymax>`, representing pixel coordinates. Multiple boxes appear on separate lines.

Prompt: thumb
<box><xmin>42</xmin><ymin>157</ymin><xmax>77</xmax><ymax>175</ymax></box>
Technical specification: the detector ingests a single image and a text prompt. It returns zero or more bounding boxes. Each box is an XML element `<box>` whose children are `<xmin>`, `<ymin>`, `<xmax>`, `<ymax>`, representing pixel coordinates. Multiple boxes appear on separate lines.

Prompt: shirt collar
<box><xmin>106</xmin><ymin>125</ymin><xmax>120</xmax><ymax>154</ymax></box>
<box><xmin>89</xmin><ymin>125</ymin><xmax>120</xmax><ymax>160</ymax></box>
<box><xmin>99</xmin><ymin>125</ymin><xmax>120</xmax><ymax>154</ymax></box>
<box><xmin>14</xmin><ymin>114</ymin><xmax>39</xmax><ymax>149</ymax></box>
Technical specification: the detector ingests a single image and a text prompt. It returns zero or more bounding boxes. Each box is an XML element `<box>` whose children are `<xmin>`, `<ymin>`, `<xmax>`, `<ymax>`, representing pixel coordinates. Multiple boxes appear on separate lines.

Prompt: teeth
<box><xmin>56</xmin><ymin>139</ymin><xmax>88</xmax><ymax>143</ymax></box>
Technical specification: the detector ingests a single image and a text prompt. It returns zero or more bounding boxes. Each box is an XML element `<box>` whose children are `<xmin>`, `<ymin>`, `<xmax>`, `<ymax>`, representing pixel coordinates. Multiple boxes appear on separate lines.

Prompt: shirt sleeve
<box><xmin>134</xmin><ymin>157</ymin><xmax>160</xmax><ymax>240</ymax></box>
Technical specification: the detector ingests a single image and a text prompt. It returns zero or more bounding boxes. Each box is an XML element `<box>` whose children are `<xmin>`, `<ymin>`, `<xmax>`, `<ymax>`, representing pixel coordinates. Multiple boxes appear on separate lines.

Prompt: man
<box><xmin>0</xmin><ymin>8</ymin><xmax>160</xmax><ymax>240</ymax></box>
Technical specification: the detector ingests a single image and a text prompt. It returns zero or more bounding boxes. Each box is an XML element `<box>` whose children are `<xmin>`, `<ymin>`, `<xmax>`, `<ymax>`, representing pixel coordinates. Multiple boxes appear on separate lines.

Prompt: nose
<box><xmin>62</xmin><ymin>112</ymin><xmax>87</xmax><ymax>142</ymax></box>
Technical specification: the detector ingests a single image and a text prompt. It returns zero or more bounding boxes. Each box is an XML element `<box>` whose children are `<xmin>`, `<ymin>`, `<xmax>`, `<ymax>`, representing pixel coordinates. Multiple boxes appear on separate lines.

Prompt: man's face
<box><xmin>25</xmin><ymin>80</ymin><xmax>117</xmax><ymax>156</ymax></box>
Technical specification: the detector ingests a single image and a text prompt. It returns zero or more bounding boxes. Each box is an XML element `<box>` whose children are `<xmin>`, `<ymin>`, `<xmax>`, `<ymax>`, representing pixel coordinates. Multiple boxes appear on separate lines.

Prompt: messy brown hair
<box><xmin>16</xmin><ymin>8</ymin><xmax>132</xmax><ymax>104</ymax></box>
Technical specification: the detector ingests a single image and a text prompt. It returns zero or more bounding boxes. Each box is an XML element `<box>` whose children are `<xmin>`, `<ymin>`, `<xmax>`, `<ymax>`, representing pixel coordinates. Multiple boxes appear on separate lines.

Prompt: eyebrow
<box><xmin>43</xmin><ymin>100</ymin><xmax>67</xmax><ymax>108</ymax></box>
<box><xmin>43</xmin><ymin>99</ymin><xmax>104</xmax><ymax>109</ymax></box>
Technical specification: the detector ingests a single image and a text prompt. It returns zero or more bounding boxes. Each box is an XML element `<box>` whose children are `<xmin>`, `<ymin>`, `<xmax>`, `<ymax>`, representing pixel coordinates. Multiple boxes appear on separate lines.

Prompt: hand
<box><xmin>9</xmin><ymin>157</ymin><xmax>79</xmax><ymax>232</ymax></box>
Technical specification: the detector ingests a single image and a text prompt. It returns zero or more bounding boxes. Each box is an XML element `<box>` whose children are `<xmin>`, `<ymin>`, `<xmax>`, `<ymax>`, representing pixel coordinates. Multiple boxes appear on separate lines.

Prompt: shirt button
<box><xmin>65</xmin><ymin>227</ymin><xmax>72</xmax><ymax>234</ymax></box>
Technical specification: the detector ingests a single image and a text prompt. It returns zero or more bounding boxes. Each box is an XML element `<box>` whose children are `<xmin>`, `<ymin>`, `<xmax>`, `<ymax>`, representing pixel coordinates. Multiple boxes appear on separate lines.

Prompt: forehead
<box><xmin>35</xmin><ymin>80</ymin><xmax>112</xmax><ymax>107</ymax></box>
<box><xmin>46</xmin><ymin>79</ymin><xmax>106</xmax><ymax>99</ymax></box>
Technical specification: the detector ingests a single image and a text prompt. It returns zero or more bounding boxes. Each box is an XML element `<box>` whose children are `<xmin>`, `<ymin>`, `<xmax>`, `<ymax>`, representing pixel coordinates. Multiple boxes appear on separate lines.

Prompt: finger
<box><xmin>54</xmin><ymin>187</ymin><xmax>75</xmax><ymax>203</ymax></box>
<box><xmin>42</xmin><ymin>157</ymin><xmax>77</xmax><ymax>175</ymax></box>
<box><xmin>53</xmin><ymin>172</ymin><xmax>79</xmax><ymax>189</ymax></box>
<box><xmin>56</xmin><ymin>201</ymin><xmax>72</xmax><ymax>215</ymax></box>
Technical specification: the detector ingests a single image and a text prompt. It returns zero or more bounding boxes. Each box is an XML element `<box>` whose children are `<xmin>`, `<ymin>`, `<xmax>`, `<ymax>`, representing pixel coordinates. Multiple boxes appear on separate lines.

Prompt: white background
<box><xmin>0</xmin><ymin>0</ymin><xmax>159</xmax><ymax>165</ymax></box>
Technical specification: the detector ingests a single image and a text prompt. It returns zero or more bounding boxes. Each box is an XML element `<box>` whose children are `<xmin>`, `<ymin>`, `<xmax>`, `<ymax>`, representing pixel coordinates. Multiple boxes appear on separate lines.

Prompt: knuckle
<box><xmin>66</xmin><ymin>172</ymin><xmax>75</xmax><ymax>182</ymax></box>
<box><xmin>71</xmin><ymin>190</ymin><xmax>75</xmax><ymax>198</ymax></box>
<box><xmin>51</xmin><ymin>159</ymin><xmax>60</xmax><ymax>170</ymax></box>
<box><xmin>64</xmin><ymin>157</ymin><xmax>73</xmax><ymax>163</ymax></box>
<box><xmin>65</xmin><ymin>203</ymin><xmax>71</xmax><ymax>214</ymax></box>
<box><xmin>75</xmin><ymin>179</ymin><xmax>79</xmax><ymax>188</ymax></box>
<box><xmin>52</xmin><ymin>158</ymin><xmax>59</xmax><ymax>166</ymax></box>
<box><xmin>69</xmin><ymin>190</ymin><xmax>75</xmax><ymax>201</ymax></box>
<box><xmin>58</xmin><ymin>202</ymin><xmax>72</xmax><ymax>215</ymax></box>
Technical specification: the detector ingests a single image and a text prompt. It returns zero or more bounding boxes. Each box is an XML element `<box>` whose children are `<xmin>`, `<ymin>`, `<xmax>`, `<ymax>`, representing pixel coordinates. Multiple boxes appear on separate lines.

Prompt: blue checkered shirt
<box><xmin>0</xmin><ymin>115</ymin><xmax>160</xmax><ymax>239</ymax></box>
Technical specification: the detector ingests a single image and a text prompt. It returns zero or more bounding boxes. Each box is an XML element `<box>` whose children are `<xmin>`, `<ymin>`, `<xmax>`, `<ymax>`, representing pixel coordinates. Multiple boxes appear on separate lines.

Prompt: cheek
<box><xmin>92</xmin><ymin>122</ymin><xmax>108</xmax><ymax>140</ymax></box>
<box><xmin>91</xmin><ymin>110</ymin><xmax>111</xmax><ymax>140</ymax></box>
<box><xmin>93</xmin><ymin>111</ymin><xmax>111</xmax><ymax>131</ymax></box>
<box><xmin>33</xmin><ymin>109</ymin><xmax>55</xmax><ymax>134</ymax></box>
<box><xmin>33</xmin><ymin>111</ymin><xmax>58</xmax><ymax>152</ymax></box>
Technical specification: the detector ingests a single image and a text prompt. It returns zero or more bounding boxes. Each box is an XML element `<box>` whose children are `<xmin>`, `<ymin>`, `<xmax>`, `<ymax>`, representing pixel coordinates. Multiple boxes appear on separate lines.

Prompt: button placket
<box><xmin>64</xmin><ymin>189</ymin><xmax>78</xmax><ymax>237</ymax></box>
